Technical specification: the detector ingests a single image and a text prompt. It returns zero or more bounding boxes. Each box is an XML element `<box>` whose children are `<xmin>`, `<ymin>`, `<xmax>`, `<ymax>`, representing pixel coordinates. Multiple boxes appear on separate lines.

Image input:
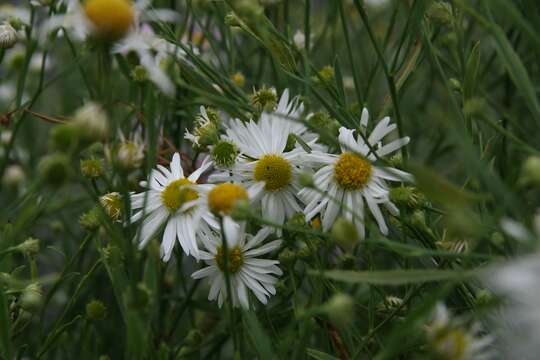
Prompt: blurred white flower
<box><xmin>426</xmin><ymin>303</ymin><xmax>493</xmax><ymax>360</ymax></box>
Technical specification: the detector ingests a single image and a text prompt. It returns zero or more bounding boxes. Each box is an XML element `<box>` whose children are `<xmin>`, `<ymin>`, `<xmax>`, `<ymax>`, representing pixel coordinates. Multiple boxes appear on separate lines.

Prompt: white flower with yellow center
<box><xmin>191</xmin><ymin>218</ymin><xmax>282</xmax><ymax>309</ymax></box>
<box><xmin>130</xmin><ymin>153</ymin><xmax>216</xmax><ymax>261</ymax></box>
<box><xmin>210</xmin><ymin>114</ymin><xmax>312</xmax><ymax>228</ymax></box>
<box><xmin>299</xmin><ymin>108</ymin><xmax>412</xmax><ymax>238</ymax></box>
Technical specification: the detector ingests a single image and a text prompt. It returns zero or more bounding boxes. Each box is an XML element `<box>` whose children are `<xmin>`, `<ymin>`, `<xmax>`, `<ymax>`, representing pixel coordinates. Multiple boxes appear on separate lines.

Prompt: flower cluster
<box><xmin>130</xmin><ymin>89</ymin><xmax>412</xmax><ymax>309</ymax></box>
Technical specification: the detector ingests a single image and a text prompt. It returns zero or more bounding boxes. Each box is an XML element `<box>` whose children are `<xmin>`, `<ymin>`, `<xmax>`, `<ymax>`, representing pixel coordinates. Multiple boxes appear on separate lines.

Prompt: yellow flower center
<box><xmin>215</xmin><ymin>245</ymin><xmax>243</xmax><ymax>274</ymax></box>
<box><xmin>254</xmin><ymin>154</ymin><xmax>292</xmax><ymax>192</ymax></box>
<box><xmin>83</xmin><ymin>0</ymin><xmax>134</xmax><ymax>40</ymax></box>
<box><xmin>334</xmin><ymin>152</ymin><xmax>372</xmax><ymax>190</ymax></box>
<box><xmin>433</xmin><ymin>329</ymin><xmax>468</xmax><ymax>360</ymax></box>
<box><xmin>161</xmin><ymin>178</ymin><xmax>199</xmax><ymax>212</ymax></box>
<box><xmin>208</xmin><ymin>183</ymin><xmax>248</xmax><ymax>215</ymax></box>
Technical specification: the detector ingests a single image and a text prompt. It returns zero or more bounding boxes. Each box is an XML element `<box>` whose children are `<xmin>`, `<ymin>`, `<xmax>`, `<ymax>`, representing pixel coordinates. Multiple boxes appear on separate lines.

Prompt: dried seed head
<box><xmin>0</xmin><ymin>23</ymin><xmax>17</xmax><ymax>49</ymax></box>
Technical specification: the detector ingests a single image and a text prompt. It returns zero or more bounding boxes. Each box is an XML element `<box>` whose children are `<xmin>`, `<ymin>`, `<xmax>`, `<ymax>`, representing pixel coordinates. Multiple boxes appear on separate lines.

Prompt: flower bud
<box><xmin>298</xmin><ymin>171</ymin><xmax>315</xmax><ymax>188</ymax></box>
<box><xmin>116</xmin><ymin>141</ymin><xmax>144</xmax><ymax>171</ymax></box>
<box><xmin>331</xmin><ymin>218</ymin><xmax>359</xmax><ymax>253</ymax></box>
<box><xmin>317</xmin><ymin>65</ymin><xmax>335</xmax><ymax>84</ymax></box>
<box><xmin>86</xmin><ymin>299</ymin><xmax>107</xmax><ymax>321</ymax></box>
<box><xmin>250</xmin><ymin>87</ymin><xmax>277</xmax><ymax>111</ymax></box>
<box><xmin>293</xmin><ymin>30</ymin><xmax>305</xmax><ymax>49</ymax></box>
<box><xmin>73</xmin><ymin>102</ymin><xmax>108</xmax><ymax>143</ymax></box>
<box><xmin>49</xmin><ymin>123</ymin><xmax>81</xmax><ymax>152</ymax></box>
<box><xmin>231</xmin><ymin>72</ymin><xmax>245</xmax><ymax>87</ymax></box>
<box><xmin>230</xmin><ymin>199</ymin><xmax>251</xmax><ymax>221</ymax></box>
<box><xmin>2</xmin><ymin>164</ymin><xmax>25</xmax><ymax>188</ymax></box>
<box><xmin>130</xmin><ymin>65</ymin><xmax>148</xmax><ymax>83</ymax></box>
<box><xmin>79</xmin><ymin>207</ymin><xmax>101</xmax><ymax>231</ymax></box>
<box><xmin>20</xmin><ymin>283</ymin><xmax>42</xmax><ymax>313</ymax></box>
<box><xmin>224</xmin><ymin>12</ymin><xmax>242</xmax><ymax>27</ymax></box>
<box><xmin>278</xmin><ymin>248</ymin><xmax>296</xmax><ymax>266</ymax></box>
<box><xmin>389</xmin><ymin>186</ymin><xmax>427</xmax><ymax>209</ymax></box>
<box><xmin>38</xmin><ymin>153</ymin><xmax>71</xmax><ymax>187</ymax></box>
<box><xmin>521</xmin><ymin>156</ymin><xmax>540</xmax><ymax>186</ymax></box>
<box><xmin>81</xmin><ymin>158</ymin><xmax>104</xmax><ymax>178</ymax></box>
<box><xmin>323</xmin><ymin>293</ymin><xmax>354</xmax><ymax>326</ymax></box>
<box><xmin>100</xmin><ymin>192</ymin><xmax>122</xmax><ymax>221</ymax></box>
<box><xmin>211</xmin><ymin>140</ymin><xmax>238</xmax><ymax>168</ymax></box>
<box><xmin>16</xmin><ymin>237</ymin><xmax>40</xmax><ymax>256</ymax></box>
<box><xmin>427</xmin><ymin>2</ymin><xmax>453</xmax><ymax>26</ymax></box>
<box><xmin>0</xmin><ymin>23</ymin><xmax>18</xmax><ymax>49</ymax></box>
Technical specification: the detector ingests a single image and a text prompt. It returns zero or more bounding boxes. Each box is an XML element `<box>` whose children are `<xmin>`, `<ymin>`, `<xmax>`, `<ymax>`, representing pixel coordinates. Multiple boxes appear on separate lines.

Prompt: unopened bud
<box><xmin>211</xmin><ymin>140</ymin><xmax>238</xmax><ymax>168</ymax></box>
<box><xmin>79</xmin><ymin>207</ymin><xmax>101</xmax><ymax>231</ymax></box>
<box><xmin>20</xmin><ymin>283</ymin><xmax>42</xmax><ymax>312</ymax></box>
<box><xmin>323</xmin><ymin>293</ymin><xmax>354</xmax><ymax>326</ymax></box>
<box><xmin>250</xmin><ymin>87</ymin><xmax>277</xmax><ymax>111</ymax></box>
<box><xmin>81</xmin><ymin>158</ymin><xmax>104</xmax><ymax>178</ymax></box>
<box><xmin>2</xmin><ymin>164</ymin><xmax>25</xmax><ymax>188</ymax></box>
<box><xmin>521</xmin><ymin>156</ymin><xmax>540</xmax><ymax>186</ymax></box>
<box><xmin>298</xmin><ymin>171</ymin><xmax>315</xmax><ymax>188</ymax></box>
<box><xmin>331</xmin><ymin>218</ymin><xmax>359</xmax><ymax>253</ymax></box>
<box><xmin>427</xmin><ymin>2</ymin><xmax>453</xmax><ymax>26</ymax></box>
<box><xmin>73</xmin><ymin>102</ymin><xmax>108</xmax><ymax>143</ymax></box>
<box><xmin>17</xmin><ymin>237</ymin><xmax>40</xmax><ymax>256</ymax></box>
<box><xmin>38</xmin><ymin>153</ymin><xmax>71</xmax><ymax>187</ymax></box>
<box><xmin>86</xmin><ymin>299</ymin><xmax>107</xmax><ymax>321</ymax></box>
<box><xmin>100</xmin><ymin>192</ymin><xmax>122</xmax><ymax>222</ymax></box>
<box><xmin>231</xmin><ymin>72</ymin><xmax>245</xmax><ymax>87</ymax></box>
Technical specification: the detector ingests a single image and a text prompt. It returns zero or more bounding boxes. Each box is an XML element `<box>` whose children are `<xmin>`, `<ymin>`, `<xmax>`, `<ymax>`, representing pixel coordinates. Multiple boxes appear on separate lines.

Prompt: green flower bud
<box><xmin>38</xmin><ymin>153</ymin><xmax>71</xmax><ymax>187</ymax></box>
<box><xmin>521</xmin><ymin>156</ymin><xmax>540</xmax><ymax>186</ymax></box>
<box><xmin>130</xmin><ymin>65</ymin><xmax>148</xmax><ymax>83</ymax></box>
<box><xmin>278</xmin><ymin>248</ymin><xmax>296</xmax><ymax>266</ymax></box>
<box><xmin>463</xmin><ymin>97</ymin><xmax>486</xmax><ymax>117</ymax></box>
<box><xmin>317</xmin><ymin>65</ymin><xmax>335</xmax><ymax>84</ymax></box>
<box><xmin>79</xmin><ymin>207</ymin><xmax>101</xmax><ymax>231</ymax></box>
<box><xmin>377</xmin><ymin>295</ymin><xmax>405</xmax><ymax>313</ymax></box>
<box><xmin>298</xmin><ymin>171</ymin><xmax>315</xmax><ymax>188</ymax></box>
<box><xmin>250</xmin><ymin>87</ymin><xmax>277</xmax><ymax>111</ymax></box>
<box><xmin>389</xmin><ymin>186</ymin><xmax>428</xmax><ymax>209</ymax></box>
<box><xmin>449</xmin><ymin>78</ymin><xmax>462</xmax><ymax>93</ymax></box>
<box><xmin>323</xmin><ymin>293</ymin><xmax>354</xmax><ymax>326</ymax></box>
<box><xmin>115</xmin><ymin>141</ymin><xmax>145</xmax><ymax>171</ymax></box>
<box><xmin>331</xmin><ymin>218</ymin><xmax>359</xmax><ymax>253</ymax></box>
<box><xmin>230</xmin><ymin>199</ymin><xmax>252</xmax><ymax>221</ymax></box>
<box><xmin>16</xmin><ymin>237</ymin><xmax>40</xmax><ymax>256</ymax></box>
<box><xmin>427</xmin><ymin>2</ymin><xmax>453</xmax><ymax>26</ymax></box>
<box><xmin>86</xmin><ymin>299</ymin><xmax>107</xmax><ymax>321</ymax></box>
<box><xmin>231</xmin><ymin>72</ymin><xmax>245</xmax><ymax>87</ymax></box>
<box><xmin>211</xmin><ymin>140</ymin><xmax>238</xmax><ymax>168</ymax></box>
<box><xmin>80</xmin><ymin>158</ymin><xmax>104</xmax><ymax>178</ymax></box>
<box><xmin>20</xmin><ymin>283</ymin><xmax>42</xmax><ymax>313</ymax></box>
<box><xmin>224</xmin><ymin>12</ymin><xmax>242</xmax><ymax>27</ymax></box>
<box><xmin>49</xmin><ymin>123</ymin><xmax>81</xmax><ymax>152</ymax></box>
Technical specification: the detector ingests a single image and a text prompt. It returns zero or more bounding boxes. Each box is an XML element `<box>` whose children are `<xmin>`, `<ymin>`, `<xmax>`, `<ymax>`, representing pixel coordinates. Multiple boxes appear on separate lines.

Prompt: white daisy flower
<box><xmin>130</xmin><ymin>153</ymin><xmax>217</xmax><ymax>261</ymax></box>
<box><xmin>210</xmin><ymin>113</ymin><xmax>313</xmax><ymax>229</ymax></box>
<box><xmin>299</xmin><ymin>108</ymin><xmax>412</xmax><ymax>238</ymax></box>
<box><xmin>426</xmin><ymin>303</ymin><xmax>493</xmax><ymax>360</ymax></box>
<box><xmin>191</xmin><ymin>218</ymin><xmax>282</xmax><ymax>309</ymax></box>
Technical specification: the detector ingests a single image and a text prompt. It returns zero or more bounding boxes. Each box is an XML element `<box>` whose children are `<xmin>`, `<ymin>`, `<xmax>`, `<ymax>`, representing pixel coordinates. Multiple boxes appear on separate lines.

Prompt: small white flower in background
<box><xmin>73</xmin><ymin>102</ymin><xmax>109</xmax><ymax>141</ymax></box>
<box><xmin>130</xmin><ymin>153</ymin><xmax>217</xmax><ymax>261</ymax></box>
<box><xmin>293</xmin><ymin>30</ymin><xmax>305</xmax><ymax>49</ymax></box>
<box><xmin>0</xmin><ymin>23</ymin><xmax>18</xmax><ymax>49</ymax></box>
<box><xmin>426</xmin><ymin>303</ymin><xmax>493</xmax><ymax>360</ymax></box>
<box><xmin>299</xmin><ymin>108</ymin><xmax>412</xmax><ymax>238</ymax></box>
<box><xmin>191</xmin><ymin>217</ymin><xmax>282</xmax><ymax>309</ymax></box>
<box><xmin>0</xmin><ymin>4</ymin><xmax>31</xmax><ymax>27</ymax></box>
<box><xmin>499</xmin><ymin>210</ymin><xmax>540</xmax><ymax>242</ymax></box>
<box><xmin>39</xmin><ymin>0</ymin><xmax>92</xmax><ymax>42</ymax></box>
<box><xmin>484</xmin><ymin>212</ymin><xmax>540</xmax><ymax>359</ymax></box>
<box><xmin>210</xmin><ymin>108</ymin><xmax>314</xmax><ymax>229</ymax></box>
<box><xmin>2</xmin><ymin>164</ymin><xmax>25</xmax><ymax>188</ymax></box>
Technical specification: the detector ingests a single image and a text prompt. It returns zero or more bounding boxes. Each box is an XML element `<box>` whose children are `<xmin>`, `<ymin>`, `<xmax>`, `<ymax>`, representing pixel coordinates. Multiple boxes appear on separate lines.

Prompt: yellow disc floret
<box><xmin>208</xmin><ymin>183</ymin><xmax>248</xmax><ymax>215</ymax></box>
<box><xmin>433</xmin><ymin>329</ymin><xmax>468</xmax><ymax>360</ymax></box>
<box><xmin>254</xmin><ymin>154</ymin><xmax>292</xmax><ymax>192</ymax></box>
<box><xmin>83</xmin><ymin>0</ymin><xmax>134</xmax><ymax>40</ymax></box>
<box><xmin>161</xmin><ymin>178</ymin><xmax>199</xmax><ymax>212</ymax></box>
<box><xmin>215</xmin><ymin>245</ymin><xmax>244</xmax><ymax>274</ymax></box>
<box><xmin>334</xmin><ymin>152</ymin><xmax>372</xmax><ymax>190</ymax></box>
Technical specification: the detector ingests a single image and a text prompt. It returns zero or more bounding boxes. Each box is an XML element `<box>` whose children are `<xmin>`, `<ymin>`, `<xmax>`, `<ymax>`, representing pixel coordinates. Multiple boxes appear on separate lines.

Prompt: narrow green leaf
<box><xmin>307</xmin><ymin>348</ymin><xmax>340</xmax><ymax>360</ymax></box>
<box><xmin>309</xmin><ymin>269</ymin><xmax>473</xmax><ymax>285</ymax></box>
<box><xmin>407</xmin><ymin>163</ymin><xmax>487</xmax><ymax>207</ymax></box>
<box><xmin>463</xmin><ymin>41</ymin><xmax>481</xmax><ymax>100</ymax></box>
<box><xmin>243</xmin><ymin>311</ymin><xmax>275</xmax><ymax>360</ymax></box>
